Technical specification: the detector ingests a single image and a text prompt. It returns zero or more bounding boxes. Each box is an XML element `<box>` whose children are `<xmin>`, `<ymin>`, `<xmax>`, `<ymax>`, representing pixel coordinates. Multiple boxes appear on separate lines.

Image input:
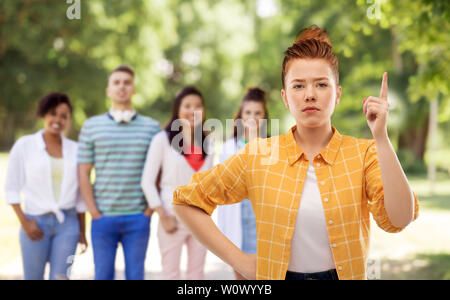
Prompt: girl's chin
<box><xmin>46</xmin><ymin>129</ymin><xmax>63</xmax><ymax>135</ymax></box>
<box><xmin>297</xmin><ymin>120</ymin><xmax>326</xmax><ymax>129</ymax></box>
<box><xmin>181</xmin><ymin>121</ymin><xmax>201</xmax><ymax>128</ymax></box>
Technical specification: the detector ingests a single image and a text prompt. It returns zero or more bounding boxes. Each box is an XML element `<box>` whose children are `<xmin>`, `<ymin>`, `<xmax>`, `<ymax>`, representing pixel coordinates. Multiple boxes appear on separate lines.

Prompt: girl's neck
<box><xmin>294</xmin><ymin>122</ymin><xmax>333</xmax><ymax>159</ymax></box>
<box><xmin>182</xmin><ymin>126</ymin><xmax>196</xmax><ymax>147</ymax></box>
<box><xmin>43</xmin><ymin>130</ymin><xmax>62</xmax><ymax>145</ymax></box>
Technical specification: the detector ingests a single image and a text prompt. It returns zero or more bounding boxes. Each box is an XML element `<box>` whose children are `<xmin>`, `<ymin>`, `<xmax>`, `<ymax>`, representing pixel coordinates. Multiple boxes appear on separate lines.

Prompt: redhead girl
<box><xmin>172</xmin><ymin>26</ymin><xmax>419</xmax><ymax>280</ymax></box>
<box><xmin>217</xmin><ymin>87</ymin><xmax>269</xmax><ymax>280</ymax></box>
<box><xmin>141</xmin><ymin>86</ymin><xmax>214</xmax><ymax>280</ymax></box>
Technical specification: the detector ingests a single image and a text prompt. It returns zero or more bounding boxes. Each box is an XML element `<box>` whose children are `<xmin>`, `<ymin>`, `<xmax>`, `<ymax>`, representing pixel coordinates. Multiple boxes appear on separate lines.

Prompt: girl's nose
<box><xmin>305</xmin><ymin>85</ymin><xmax>316</xmax><ymax>102</ymax></box>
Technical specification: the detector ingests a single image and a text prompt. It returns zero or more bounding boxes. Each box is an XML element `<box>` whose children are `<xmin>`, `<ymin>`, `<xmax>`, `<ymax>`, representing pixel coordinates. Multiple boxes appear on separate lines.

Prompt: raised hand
<box><xmin>362</xmin><ymin>72</ymin><xmax>390</xmax><ymax>140</ymax></box>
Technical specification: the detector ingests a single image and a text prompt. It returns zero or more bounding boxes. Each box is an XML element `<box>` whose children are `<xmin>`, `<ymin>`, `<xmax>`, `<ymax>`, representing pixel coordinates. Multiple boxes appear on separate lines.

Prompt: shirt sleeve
<box><xmin>141</xmin><ymin>132</ymin><xmax>165</xmax><ymax>209</ymax></box>
<box><xmin>172</xmin><ymin>145</ymin><xmax>249</xmax><ymax>216</ymax></box>
<box><xmin>4</xmin><ymin>139</ymin><xmax>26</xmax><ymax>205</ymax></box>
<box><xmin>77</xmin><ymin>121</ymin><xmax>94</xmax><ymax>164</ymax></box>
<box><xmin>364</xmin><ymin>141</ymin><xmax>419</xmax><ymax>233</ymax></box>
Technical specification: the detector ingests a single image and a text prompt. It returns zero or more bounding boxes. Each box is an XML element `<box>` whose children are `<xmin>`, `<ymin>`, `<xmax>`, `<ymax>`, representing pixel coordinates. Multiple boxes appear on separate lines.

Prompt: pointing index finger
<box><xmin>380</xmin><ymin>72</ymin><xmax>388</xmax><ymax>100</ymax></box>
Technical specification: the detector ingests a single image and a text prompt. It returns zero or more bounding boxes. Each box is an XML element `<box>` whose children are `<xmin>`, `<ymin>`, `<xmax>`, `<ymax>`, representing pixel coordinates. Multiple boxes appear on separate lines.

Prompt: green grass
<box><xmin>0</xmin><ymin>152</ymin><xmax>449</xmax><ymax>279</ymax></box>
<box><xmin>378</xmin><ymin>253</ymin><xmax>450</xmax><ymax>280</ymax></box>
<box><xmin>407</xmin><ymin>173</ymin><xmax>450</xmax><ymax>212</ymax></box>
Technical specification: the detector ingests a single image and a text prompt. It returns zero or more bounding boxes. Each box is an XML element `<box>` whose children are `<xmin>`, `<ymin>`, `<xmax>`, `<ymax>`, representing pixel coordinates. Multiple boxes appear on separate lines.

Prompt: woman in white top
<box><xmin>217</xmin><ymin>87</ymin><xmax>269</xmax><ymax>280</ymax></box>
<box><xmin>141</xmin><ymin>86</ymin><xmax>214</xmax><ymax>280</ymax></box>
<box><xmin>5</xmin><ymin>93</ymin><xmax>87</xmax><ymax>280</ymax></box>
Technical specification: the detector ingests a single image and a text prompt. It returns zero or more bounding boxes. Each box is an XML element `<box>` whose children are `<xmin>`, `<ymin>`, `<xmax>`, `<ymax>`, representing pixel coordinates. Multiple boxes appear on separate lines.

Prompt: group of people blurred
<box><xmin>4</xmin><ymin>64</ymin><xmax>265</xmax><ymax>280</ymax></box>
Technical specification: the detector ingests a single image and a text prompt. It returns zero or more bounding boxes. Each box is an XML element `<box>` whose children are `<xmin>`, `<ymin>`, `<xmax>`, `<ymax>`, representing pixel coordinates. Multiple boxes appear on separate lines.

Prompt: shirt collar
<box><xmin>107</xmin><ymin>110</ymin><xmax>138</xmax><ymax>123</ymax></box>
<box><xmin>35</xmin><ymin>130</ymin><xmax>68</xmax><ymax>151</ymax></box>
<box><xmin>284</xmin><ymin>125</ymin><xmax>342</xmax><ymax>166</ymax></box>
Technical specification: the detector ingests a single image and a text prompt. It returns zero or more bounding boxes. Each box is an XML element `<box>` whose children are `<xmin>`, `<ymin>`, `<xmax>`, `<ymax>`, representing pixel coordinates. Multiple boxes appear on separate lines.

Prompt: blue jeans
<box><xmin>91</xmin><ymin>213</ymin><xmax>150</xmax><ymax>280</ymax></box>
<box><xmin>285</xmin><ymin>269</ymin><xmax>339</xmax><ymax>280</ymax></box>
<box><xmin>241</xmin><ymin>199</ymin><xmax>257</xmax><ymax>254</ymax></box>
<box><xmin>19</xmin><ymin>209</ymin><xmax>80</xmax><ymax>280</ymax></box>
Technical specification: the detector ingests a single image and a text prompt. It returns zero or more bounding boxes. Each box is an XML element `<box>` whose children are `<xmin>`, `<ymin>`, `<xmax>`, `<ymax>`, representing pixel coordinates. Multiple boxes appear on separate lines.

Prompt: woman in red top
<box><xmin>142</xmin><ymin>86</ymin><xmax>214</xmax><ymax>280</ymax></box>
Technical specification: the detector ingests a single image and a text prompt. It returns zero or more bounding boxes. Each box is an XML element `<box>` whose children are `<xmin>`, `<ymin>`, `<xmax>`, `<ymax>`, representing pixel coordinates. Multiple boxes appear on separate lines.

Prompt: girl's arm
<box><xmin>77</xmin><ymin>212</ymin><xmax>88</xmax><ymax>253</ymax></box>
<box><xmin>11</xmin><ymin>204</ymin><xmax>44</xmax><ymax>241</ymax></box>
<box><xmin>363</xmin><ymin>72</ymin><xmax>416</xmax><ymax>228</ymax></box>
<box><xmin>174</xmin><ymin>204</ymin><xmax>256</xmax><ymax>279</ymax></box>
<box><xmin>5</xmin><ymin>140</ymin><xmax>44</xmax><ymax>240</ymax></box>
<box><xmin>141</xmin><ymin>132</ymin><xmax>177</xmax><ymax>233</ymax></box>
<box><xmin>173</xmin><ymin>145</ymin><xmax>254</xmax><ymax>277</ymax></box>
<box><xmin>372</xmin><ymin>137</ymin><xmax>415</xmax><ymax>228</ymax></box>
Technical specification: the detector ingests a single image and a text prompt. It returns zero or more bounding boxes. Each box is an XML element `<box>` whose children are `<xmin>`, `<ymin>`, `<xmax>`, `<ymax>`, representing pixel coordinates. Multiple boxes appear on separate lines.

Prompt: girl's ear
<box><xmin>336</xmin><ymin>85</ymin><xmax>342</xmax><ymax>106</ymax></box>
<box><xmin>281</xmin><ymin>89</ymin><xmax>289</xmax><ymax>109</ymax></box>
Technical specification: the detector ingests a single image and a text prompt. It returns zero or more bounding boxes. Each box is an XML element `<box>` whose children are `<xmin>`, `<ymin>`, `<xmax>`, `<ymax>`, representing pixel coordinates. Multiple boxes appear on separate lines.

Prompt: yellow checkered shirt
<box><xmin>173</xmin><ymin>125</ymin><xmax>419</xmax><ymax>280</ymax></box>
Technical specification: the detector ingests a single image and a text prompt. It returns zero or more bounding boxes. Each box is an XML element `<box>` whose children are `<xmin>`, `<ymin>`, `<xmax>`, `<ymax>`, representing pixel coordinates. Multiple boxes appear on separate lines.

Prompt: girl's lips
<box><xmin>303</xmin><ymin>108</ymin><xmax>319</xmax><ymax>114</ymax></box>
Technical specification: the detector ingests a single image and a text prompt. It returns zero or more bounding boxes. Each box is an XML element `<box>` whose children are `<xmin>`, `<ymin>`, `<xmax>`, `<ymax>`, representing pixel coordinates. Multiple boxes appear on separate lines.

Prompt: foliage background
<box><xmin>0</xmin><ymin>0</ymin><xmax>449</xmax><ymax>280</ymax></box>
<box><xmin>1</xmin><ymin>1</ymin><xmax>449</xmax><ymax>173</ymax></box>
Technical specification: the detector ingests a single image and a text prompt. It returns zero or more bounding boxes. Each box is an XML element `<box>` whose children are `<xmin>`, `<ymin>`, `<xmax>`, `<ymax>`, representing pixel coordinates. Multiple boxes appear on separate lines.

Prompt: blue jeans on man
<box><xmin>91</xmin><ymin>213</ymin><xmax>150</xmax><ymax>280</ymax></box>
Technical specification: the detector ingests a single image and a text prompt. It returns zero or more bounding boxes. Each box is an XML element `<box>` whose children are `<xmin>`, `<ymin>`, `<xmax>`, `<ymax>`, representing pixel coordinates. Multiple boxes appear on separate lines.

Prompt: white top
<box><xmin>141</xmin><ymin>131</ymin><xmax>215</xmax><ymax>216</ymax></box>
<box><xmin>4</xmin><ymin>130</ymin><xmax>87</xmax><ymax>223</ymax></box>
<box><xmin>217</xmin><ymin>138</ymin><xmax>246</xmax><ymax>249</ymax></box>
<box><xmin>288</xmin><ymin>164</ymin><xmax>336</xmax><ymax>273</ymax></box>
<box><xmin>50</xmin><ymin>156</ymin><xmax>64</xmax><ymax>203</ymax></box>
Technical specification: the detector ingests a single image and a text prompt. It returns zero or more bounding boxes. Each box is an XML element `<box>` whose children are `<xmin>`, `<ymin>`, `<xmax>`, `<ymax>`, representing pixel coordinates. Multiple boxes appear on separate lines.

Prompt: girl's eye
<box><xmin>293</xmin><ymin>84</ymin><xmax>304</xmax><ymax>89</ymax></box>
<box><xmin>318</xmin><ymin>83</ymin><xmax>328</xmax><ymax>87</ymax></box>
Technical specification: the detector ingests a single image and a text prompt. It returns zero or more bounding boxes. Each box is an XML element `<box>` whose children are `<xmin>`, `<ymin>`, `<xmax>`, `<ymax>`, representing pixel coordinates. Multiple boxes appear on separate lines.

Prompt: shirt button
<box><xmin>338</xmin><ymin>266</ymin><xmax>343</xmax><ymax>271</ymax></box>
<box><xmin>332</xmin><ymin>243</ymin><xmax>337</xmax><ymax>248</ymax></box>
<box><xmin>316</xmin><ymin>163</ymin><xmax>321</xmax><ymax>167</ymax></box>
<box><xmin>324</xmin><ymin>198</ymin><xmax>329</xmax><ymax>203</ymax></box>
<box><xmin>321</xmin><ymin>181</ymin><xmax>325</xmax><ymax>186</ymax></box>
<box><xmin>328</xmin><ymin>220</ymin><xmax>334</xmax><ymax>225</ymax></box>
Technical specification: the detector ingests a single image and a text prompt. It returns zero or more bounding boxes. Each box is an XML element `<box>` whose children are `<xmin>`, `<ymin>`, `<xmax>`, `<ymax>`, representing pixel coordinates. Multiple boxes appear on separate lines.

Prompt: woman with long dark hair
<box><xmin>217</xmin><ymin>87</ymin><xmax>269</xmax><ymax>280</ymax></box>
<box><xmin>141</xmin><ymin>86</ymin><xmax>214</xmax><ymax>280</ymax></box>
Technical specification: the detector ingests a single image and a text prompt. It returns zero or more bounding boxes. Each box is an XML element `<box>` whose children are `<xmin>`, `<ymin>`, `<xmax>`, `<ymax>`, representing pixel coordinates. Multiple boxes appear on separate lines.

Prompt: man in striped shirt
<box><xmin>78</xmin><ymin>65</ymin><xmax>160</xmax><ymax>280</ymax></box>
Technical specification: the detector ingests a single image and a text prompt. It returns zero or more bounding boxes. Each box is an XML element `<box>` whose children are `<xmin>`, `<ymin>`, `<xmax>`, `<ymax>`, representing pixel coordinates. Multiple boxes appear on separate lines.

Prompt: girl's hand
<box><xmin>79</xmin><ymin>233</ymin><xmax>88</xmax><ymax>254</ymax></box>
<box><xmin>23</xmin><ymin>218</ymin><xmax>44</xmax><ymax>241</ymax></box>
<box><xmin>235</xmin><ymin>253</ymin><xmax>257</xmax><ymax>280</ymax></box>
<box><xmin>161</xmin><ymin>215</ymin><xmax>178</xmax><ymax>234</ymax></box>
<box><xmin>363</xmin><ymin>72</ymin><xmax>390</xmax><ymax>140</ymax></box>
<box><xmin>143</xmin><ymin>207</ymin><xmax>154</xmax><ymax>217</ymax></box>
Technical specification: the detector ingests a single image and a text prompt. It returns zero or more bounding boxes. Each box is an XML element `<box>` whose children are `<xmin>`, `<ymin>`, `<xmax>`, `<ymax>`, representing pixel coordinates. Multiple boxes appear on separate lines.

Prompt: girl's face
<box><xmin>178</xmin><ymin>94</ymin><xmax>204</xmax><ymax>129</ymax></box>
<box><xmin>241</xmin><ymin>101</ymin><xmax>265</xmax><ymax>131</ymax></box>
<box><xmin>281</xmin><ymin>58</ymin><xmax>341</xmax><ymax>129</ymax></box>
<box><xmin>43</xmin><ymin>103</ymin><xmax>71</xmax><ymax>135</ymax></box>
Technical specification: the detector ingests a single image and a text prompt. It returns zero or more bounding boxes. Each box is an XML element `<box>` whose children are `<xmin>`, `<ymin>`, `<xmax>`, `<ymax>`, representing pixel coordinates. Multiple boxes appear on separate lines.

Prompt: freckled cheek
<box><xmin>287</xmin><ymin>98</ymin><xmax>303</xmax><ymax>113</ymax></box>
<box><xmin>286</xmin><ymin>93</ymin><xmax>303</xmax><ymax>110</ymax></box>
